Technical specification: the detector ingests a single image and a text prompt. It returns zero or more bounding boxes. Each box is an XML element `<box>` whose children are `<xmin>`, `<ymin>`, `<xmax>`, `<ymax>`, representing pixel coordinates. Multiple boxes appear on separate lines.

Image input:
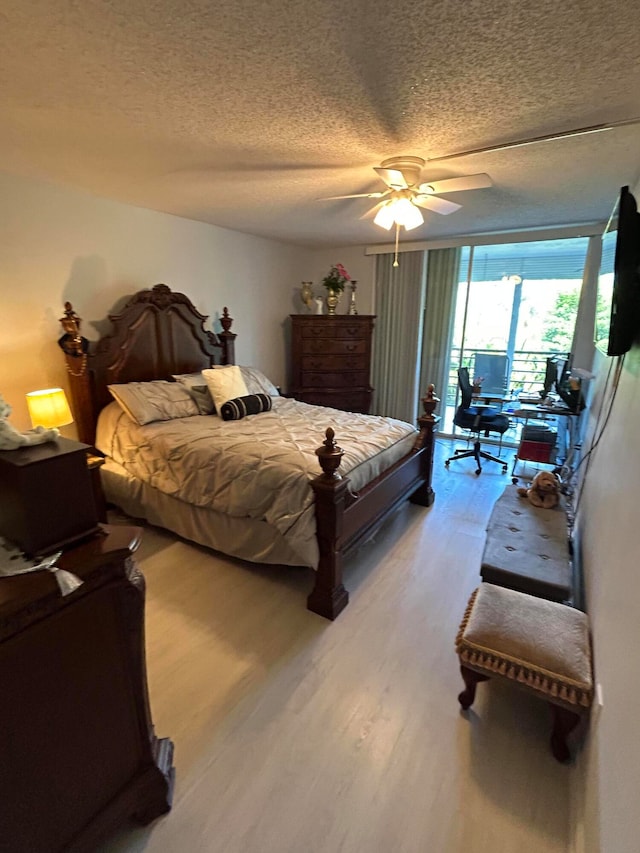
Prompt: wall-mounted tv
<box><xmin>596</xmin><ymin>186</ymin><xmax>640</xmax><ymax>356</ymax></box>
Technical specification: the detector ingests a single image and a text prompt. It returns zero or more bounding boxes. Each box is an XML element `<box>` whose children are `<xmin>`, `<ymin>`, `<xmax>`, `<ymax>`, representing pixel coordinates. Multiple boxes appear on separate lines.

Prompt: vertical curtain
<box><xmin>371</xmin><ymin>251</ymin><xmax>426</xmax><ymax>423</ymax></box>
<box><xmin>419</xmin><ymin>247</ymin><xmax>461</xmax><ymax>408</ymax></box>
<box><xmin>571</xmin><ymin>234</ymin><xmax>600</xmax><ymax>372</ymax></box>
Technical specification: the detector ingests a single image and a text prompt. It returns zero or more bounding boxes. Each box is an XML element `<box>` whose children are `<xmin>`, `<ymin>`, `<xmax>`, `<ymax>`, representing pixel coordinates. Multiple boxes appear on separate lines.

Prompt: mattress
<box><xmin>96</xmin><ymin>397</ymin><xmax>418</xmax><ymax>568</ymax></box>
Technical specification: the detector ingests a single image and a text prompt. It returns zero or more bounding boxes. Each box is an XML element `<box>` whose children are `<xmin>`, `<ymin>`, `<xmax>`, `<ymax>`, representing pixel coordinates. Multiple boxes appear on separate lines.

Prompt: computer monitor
<box><xmin>555</xmin><ymin>357</ymin><xmax>585</xmax><ymax>412</ymax></box>
<box><xmin>542</xmin><ymin>357</ymin><xmax>559</xmax><ymax>397</ymax></box>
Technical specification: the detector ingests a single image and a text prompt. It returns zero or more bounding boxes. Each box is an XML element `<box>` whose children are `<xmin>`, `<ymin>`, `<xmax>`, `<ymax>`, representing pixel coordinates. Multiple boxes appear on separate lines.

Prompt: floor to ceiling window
<box><xmin>442</xmin><ymin>237</ymin><xmax>590</xmax><ymax>435</ymax></box>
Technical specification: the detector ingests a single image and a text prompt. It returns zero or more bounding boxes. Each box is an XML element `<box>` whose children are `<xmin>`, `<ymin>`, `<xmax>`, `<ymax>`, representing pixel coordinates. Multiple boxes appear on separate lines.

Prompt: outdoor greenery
<box><xmin>542</xmin><ymin>290</ymin><xmax>579</xmax><ymax>352</ymax></box>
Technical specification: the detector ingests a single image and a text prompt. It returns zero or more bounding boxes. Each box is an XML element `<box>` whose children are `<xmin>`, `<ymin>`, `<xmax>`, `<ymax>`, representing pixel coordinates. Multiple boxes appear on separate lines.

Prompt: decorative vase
<box><xmin>348</xmin><ymin>280</ymin><xmax>358</xmax><ymax>315</ymax></box>
<box><xmin>326</xmin><ymin>287</ymin><xmax>341</xmax><ymax>315</ymax></box>
<box><xmin>300</xmin><ymin>281</ymin><xmax>314</xmax><ymax>312</ymax></box>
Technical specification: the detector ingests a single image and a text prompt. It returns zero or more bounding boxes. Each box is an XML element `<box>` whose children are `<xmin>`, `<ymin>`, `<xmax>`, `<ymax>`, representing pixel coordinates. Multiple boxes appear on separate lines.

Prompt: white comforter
<box><xmin>97</xmin><ymin>397</ymin><xmax>418</xmax><ymax>565</ymax></box>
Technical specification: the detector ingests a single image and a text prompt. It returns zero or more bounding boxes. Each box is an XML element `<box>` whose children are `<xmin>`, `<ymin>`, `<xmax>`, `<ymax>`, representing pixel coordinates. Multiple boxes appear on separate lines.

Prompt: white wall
<box><xmin>0</xmin><ymin>172</ymin><xmax>310</xmax><ymax>432</ymax></box>
<box><xmin>571</xmin><ymin>175</ymin><xmax>640</xmax><ymax>853</ymax></box>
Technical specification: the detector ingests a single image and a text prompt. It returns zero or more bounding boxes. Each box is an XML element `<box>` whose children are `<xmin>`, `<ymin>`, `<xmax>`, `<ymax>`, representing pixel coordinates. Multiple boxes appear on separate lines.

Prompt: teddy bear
<box><xmin>517</xmin><ymin>470</ymin><xmax>560</xmax><ymax>509</ymax></box>
<box><xmin>0</xmin><ymin>393</ymin><xmax>59</xmax><ymax>451</ymax></box>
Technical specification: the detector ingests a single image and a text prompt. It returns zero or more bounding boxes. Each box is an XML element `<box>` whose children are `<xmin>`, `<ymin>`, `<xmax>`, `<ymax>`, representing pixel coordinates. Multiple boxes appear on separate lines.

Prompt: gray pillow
<box><xmin>186</xmin><ymin>384</ymin><xmax>216</xmax><ymax>415</ymax></box>
<box><xmin>108</xmin><ymin>380</ymin><xmax>199</xmax><ymax>425</ymax></box>
<box><xmin>171</xmin><ymin>371</ymin><xmax>206</xmax><ymax>387</ymax></box>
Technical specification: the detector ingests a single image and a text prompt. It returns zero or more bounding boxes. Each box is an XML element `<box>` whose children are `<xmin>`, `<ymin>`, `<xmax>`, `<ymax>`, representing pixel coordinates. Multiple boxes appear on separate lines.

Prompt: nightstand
<box><xmin>0</xmin><ymin>437</ymin><xmax>100</xmax><ymax>556</ymax></box>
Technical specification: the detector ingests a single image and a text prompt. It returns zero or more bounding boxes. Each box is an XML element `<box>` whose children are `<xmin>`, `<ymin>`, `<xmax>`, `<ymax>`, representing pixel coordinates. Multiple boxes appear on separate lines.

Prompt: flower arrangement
<box><xmin>322</xmin><ymin>263</ymin><xmax>351</xmax><ymax>293</ymax></box>
<box><xmin>472</xmin><ymin>375</ymin><xmax>485</xmax><ymax>388</ymax></box>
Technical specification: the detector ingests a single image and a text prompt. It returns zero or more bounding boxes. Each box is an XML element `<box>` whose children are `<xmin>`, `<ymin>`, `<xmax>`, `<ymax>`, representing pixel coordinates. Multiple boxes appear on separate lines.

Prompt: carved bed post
<box><xmin>219</xmin><ymin>307</ymin><xmax>236</xmax><ymax>365</ymax></box>
<box><xmin>409</xmin><ymin>384</ymin><xmax>439</xmax><ymax>507</ymax></box>
<box><xmin>58</xmin><ymin>302</ymin><xmax>94</xmax><ymax>446</ymax></box>
<box><xmin>308</xmin><ymin>428</ymin><xmax>351</xmax><ymax>620</ymax></box>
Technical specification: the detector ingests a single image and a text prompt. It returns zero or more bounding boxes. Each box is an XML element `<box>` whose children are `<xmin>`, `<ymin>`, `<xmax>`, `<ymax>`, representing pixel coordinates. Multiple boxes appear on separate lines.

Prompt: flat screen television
<box><xmin>596</xmin><ymin>186</ymin><xmax>640</xmax><ymax>356</ymax></box>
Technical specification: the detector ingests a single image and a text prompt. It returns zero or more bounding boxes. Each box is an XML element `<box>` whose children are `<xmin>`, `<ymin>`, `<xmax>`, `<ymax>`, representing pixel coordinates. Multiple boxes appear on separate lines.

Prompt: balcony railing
<box><xmin>444</xmin><ymin>348</ymin><xmax>569</xmax><ymax>408</ymax></box>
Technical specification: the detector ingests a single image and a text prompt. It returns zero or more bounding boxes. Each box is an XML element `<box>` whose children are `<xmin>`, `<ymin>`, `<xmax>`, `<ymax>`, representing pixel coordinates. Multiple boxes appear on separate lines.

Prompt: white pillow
<box><xmin>108</xmin><ymin>381</ymin><xmax>198</xmax><ymax>425</ymax></box>
<box><xmin>210</xmin><ymin>365</ymin><xmax>280</xmax><ymax>396</ymax></box>
<box><xmin>202</xmin><ymin>366</ymin><xmax>249</xmax><ymax>412</ymax></box>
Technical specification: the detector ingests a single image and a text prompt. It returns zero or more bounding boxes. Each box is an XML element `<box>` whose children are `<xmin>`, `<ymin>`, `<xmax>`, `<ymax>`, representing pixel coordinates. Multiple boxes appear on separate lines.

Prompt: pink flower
<box><xmin>334</xmin><ymin>263</ymin><xmax>351</xmax><ymax>281</ymax></box>
<box><xmin>322</xmin><ymin>263</ymin><xmax>351</xmax><ymax>292</ymax></box>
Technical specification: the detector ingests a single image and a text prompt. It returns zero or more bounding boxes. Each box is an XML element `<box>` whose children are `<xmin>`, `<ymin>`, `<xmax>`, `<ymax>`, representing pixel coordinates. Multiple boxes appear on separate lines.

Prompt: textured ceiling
<box><xmin>2</xmin><ymin>0</ymin><xmax>640</xmax><ymax>247</ymax></box>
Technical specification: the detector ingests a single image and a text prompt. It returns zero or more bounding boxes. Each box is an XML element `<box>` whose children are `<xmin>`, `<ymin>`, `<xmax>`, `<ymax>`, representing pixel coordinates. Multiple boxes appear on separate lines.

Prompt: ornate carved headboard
<box><xmin>58</xmin><ymin>283</ymin><xmax>236</xmax><ymax>445</ymax></box>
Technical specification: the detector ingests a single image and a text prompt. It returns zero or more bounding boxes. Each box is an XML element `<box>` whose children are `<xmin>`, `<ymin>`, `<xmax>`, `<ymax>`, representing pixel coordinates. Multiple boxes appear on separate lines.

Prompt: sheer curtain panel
<box><xmin>371</xmin><ymin>252</ymin><xmax>426</xmax><ymax>423</ymax></box>
<box><xmin>419</xmin><ymin>247</ymin><xmax>460</xmax><ymax>410</ymax></box>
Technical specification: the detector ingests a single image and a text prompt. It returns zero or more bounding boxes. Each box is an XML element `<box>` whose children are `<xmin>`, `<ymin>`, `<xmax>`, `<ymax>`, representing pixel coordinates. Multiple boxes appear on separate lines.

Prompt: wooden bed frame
<box><xmin>58</xmin><ymin>284</ymin><xmax>438</xmax><ymax>620</ymax></box>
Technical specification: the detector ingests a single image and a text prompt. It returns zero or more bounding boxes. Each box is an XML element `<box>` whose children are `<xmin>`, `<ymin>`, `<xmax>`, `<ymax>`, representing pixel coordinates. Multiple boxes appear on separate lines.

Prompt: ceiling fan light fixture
<box><xmin>373</xmin><ymin>202</ymin><xmax>396</xmax><ymax>230</ymax></box>
<box><xmin>374</xmin><ymin>197</ymin><xmax>424</xmax><ymax>231</ymax></box>
<box><xmin>394</xmin><ymin>198</ymin><xmax>424</xmax><ymax>230</ymax></box>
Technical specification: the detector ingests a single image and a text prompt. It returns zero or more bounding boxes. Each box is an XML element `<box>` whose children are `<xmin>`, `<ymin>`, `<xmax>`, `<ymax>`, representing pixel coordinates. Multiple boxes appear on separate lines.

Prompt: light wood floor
<box><xmin>100</xmin><ymin>440</ymin><xmax>572</xmax><ymax>853</ymax></box>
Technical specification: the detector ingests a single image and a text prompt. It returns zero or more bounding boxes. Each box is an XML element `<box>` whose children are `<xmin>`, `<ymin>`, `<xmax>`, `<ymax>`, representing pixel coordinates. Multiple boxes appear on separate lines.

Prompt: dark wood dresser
<box><xmin>0</xmin><ymin>525</ymin><xmax>174</xmax><ymax>853</ymax></box>
<box><xmin>290</xmin><ymin>315</ymin><xmax>375</xmax><ymax>413</ymax></box>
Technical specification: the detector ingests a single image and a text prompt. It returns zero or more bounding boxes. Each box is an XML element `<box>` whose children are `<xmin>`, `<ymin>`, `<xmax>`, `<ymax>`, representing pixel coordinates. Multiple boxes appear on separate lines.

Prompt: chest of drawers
<box><xmin>290</xmin><ymin>315</ymin><xmax>375</xmax><ymax>413</ymax></box>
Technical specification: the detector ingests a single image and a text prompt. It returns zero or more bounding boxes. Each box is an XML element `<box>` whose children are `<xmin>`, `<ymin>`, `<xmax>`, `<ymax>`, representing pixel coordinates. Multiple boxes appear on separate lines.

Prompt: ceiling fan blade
<box><xmin>418</xmin><ymin>173</ymin><xmax>492</xmax><ymax>195</ymax></box>
<box><xmin>413</xmin><ymin>195</ymin><xmax>462</xmax><ymax>215</ymax></box>
<box><xmin>318</xmin><ymin>191</ymin><xmax>389</xmax><ymax>201</ymax></box>
<box><xmin>373</xmin><ymin>167</ymin><xmax>409</xmax><ymax>189</ymax></box>
<box><xmin>360</xmin><ymin>201</ymin><xmax>387</xmax><ymax>220</ymax></box>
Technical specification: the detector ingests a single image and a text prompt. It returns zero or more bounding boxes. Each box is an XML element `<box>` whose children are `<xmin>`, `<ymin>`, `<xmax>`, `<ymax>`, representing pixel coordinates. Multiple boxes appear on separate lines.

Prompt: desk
<box><xmin>512</xmin><ymin>405</ymin><xmax>581</xmax><ymax>479</ymax></box>
<box><xmin>472</xmin><ymin>392</ymin><xmax>515</xmax><ymax>407</ymax></box>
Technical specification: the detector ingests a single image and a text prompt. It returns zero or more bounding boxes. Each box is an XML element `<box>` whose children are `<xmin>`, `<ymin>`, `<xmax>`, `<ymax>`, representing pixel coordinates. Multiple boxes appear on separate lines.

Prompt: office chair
<box><xmin>472</xmin><ymin>352</ymin><xmax>509</xmax><ymax>396</ymax></box>
<box><xmin>445</xmin><ymin>367</ymin><xmax>510</xmax><ymax>475</ymax></box>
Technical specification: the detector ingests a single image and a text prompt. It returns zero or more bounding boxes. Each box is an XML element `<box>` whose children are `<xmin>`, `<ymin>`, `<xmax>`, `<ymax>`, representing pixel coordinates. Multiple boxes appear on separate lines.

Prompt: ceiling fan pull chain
<box><xmin>393</xmin><ymin>222</ymin><xmax>400</xmax><ymax>267</ymax></box>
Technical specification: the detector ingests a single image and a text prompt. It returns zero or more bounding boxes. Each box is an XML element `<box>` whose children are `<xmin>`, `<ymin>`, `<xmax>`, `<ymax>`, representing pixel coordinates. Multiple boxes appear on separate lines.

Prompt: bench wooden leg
<box><xmin>549</xmin><ymin>704</ymin><xmax>581</xmax><ymax>763</ymax></box>
<box><xmin>458</xmin><ymin>665</ymin><xmax>490</xmax><ymax>710</ymax></box>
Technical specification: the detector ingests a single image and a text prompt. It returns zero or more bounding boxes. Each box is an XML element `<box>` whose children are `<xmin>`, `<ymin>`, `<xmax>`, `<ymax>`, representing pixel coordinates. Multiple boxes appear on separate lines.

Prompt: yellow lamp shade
<box><xmin>26</xmin><ymin>388</ymin><xmax>73</xmax><ymax>429</ymax></box>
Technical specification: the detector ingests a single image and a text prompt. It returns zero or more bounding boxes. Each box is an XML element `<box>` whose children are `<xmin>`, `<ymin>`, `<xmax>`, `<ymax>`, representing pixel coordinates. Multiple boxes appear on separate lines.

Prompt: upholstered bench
<box><xmin>480</xmin><ymin>484</ymin><xmax>572</xmax><ymax>601</ymax></box>
<box><xmin>455</xmin><ymin>583</ymin><xmax>593</xmax><ymax>761</ymax></box>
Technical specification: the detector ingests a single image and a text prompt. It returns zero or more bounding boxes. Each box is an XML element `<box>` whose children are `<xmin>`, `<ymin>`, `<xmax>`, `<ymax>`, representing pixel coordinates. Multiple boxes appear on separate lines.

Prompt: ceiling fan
<box><xmin>319</xmin><ymin>155</ymin><xmax>492</xmax><ymax>232</ymax></box>
<box><xmin>319</xmin><ymin>117</ymin><xmax>640</xmax><ymax>234</ymax></box>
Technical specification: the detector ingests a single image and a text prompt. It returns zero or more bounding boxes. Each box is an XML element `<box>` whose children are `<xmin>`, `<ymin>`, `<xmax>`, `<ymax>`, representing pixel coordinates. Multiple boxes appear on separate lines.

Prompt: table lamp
<box><xmin>26</xmin><ymin>387</ymin><xmax>73</xmax><ymax>430</ymax></box>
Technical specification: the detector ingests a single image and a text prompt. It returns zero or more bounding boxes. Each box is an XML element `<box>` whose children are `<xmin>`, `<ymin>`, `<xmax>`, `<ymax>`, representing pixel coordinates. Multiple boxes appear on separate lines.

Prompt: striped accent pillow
<box><xmin>220</xmin><ymin>393</ymin><xmax>272</xmax><ymax>421</ymax></box>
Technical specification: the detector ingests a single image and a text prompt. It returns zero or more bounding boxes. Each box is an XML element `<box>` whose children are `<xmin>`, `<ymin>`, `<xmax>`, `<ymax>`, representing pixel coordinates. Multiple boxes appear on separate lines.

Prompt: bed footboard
<box><xmin>308</xmin><ymin>387</ymin><xmax>439</xmax><ymax>620</ymax></box>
